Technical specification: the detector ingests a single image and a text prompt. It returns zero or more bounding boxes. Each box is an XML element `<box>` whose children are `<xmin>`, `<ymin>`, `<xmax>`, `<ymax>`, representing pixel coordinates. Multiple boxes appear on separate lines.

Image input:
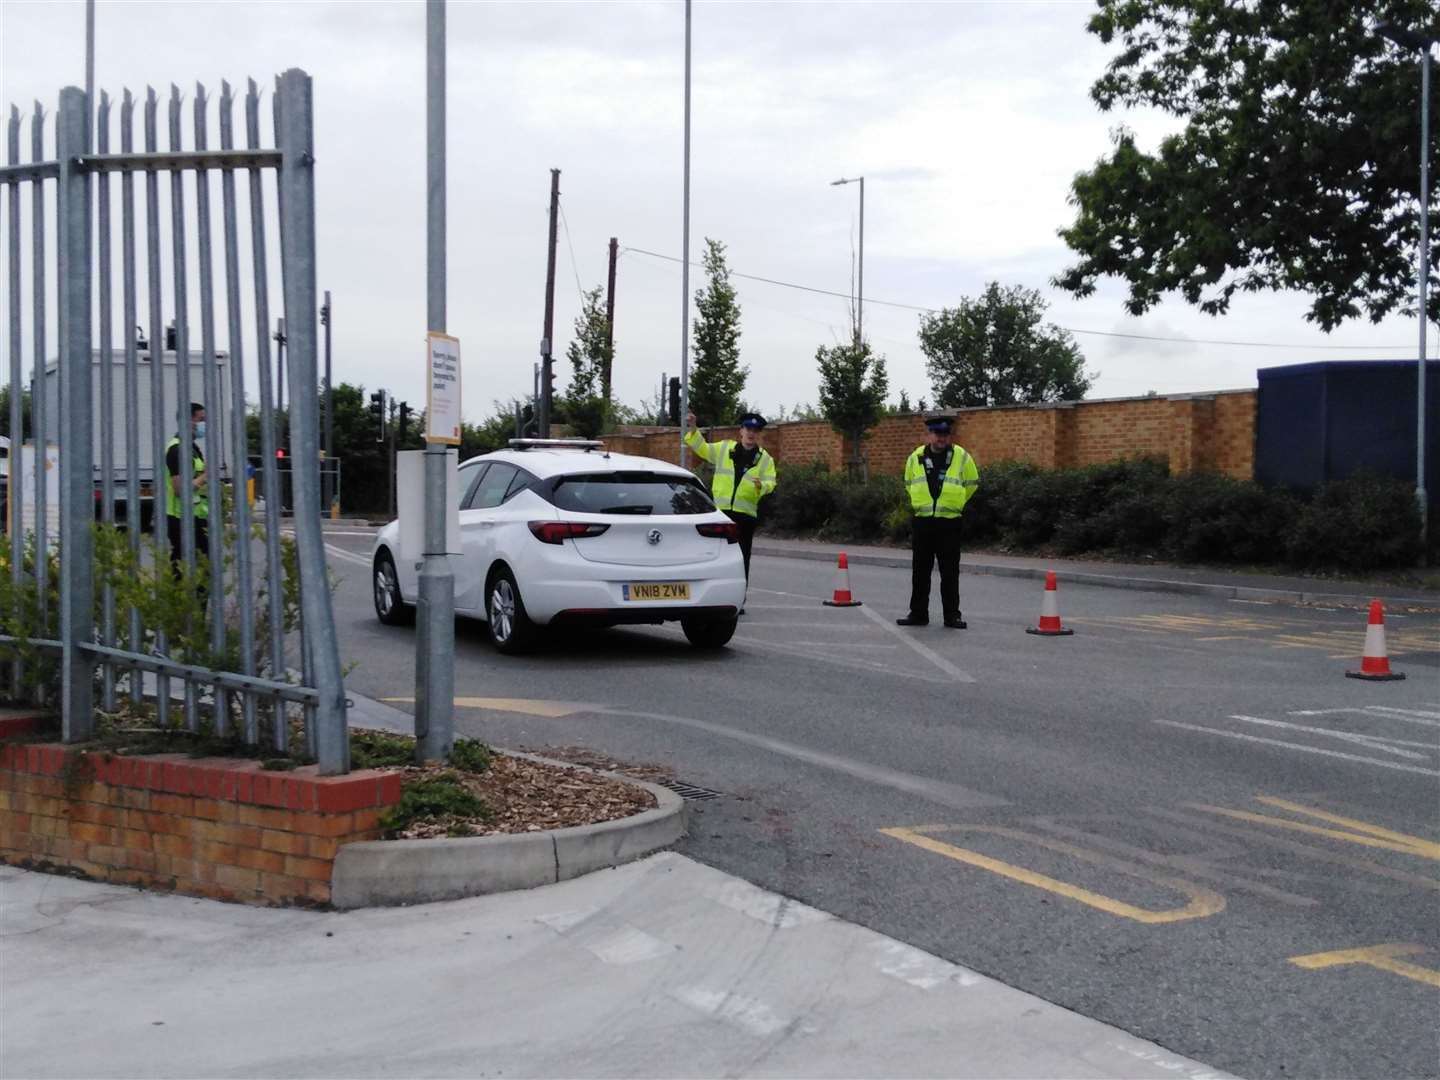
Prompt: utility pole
<box><xmin>539</xmin><ymin>168</ymin><xmax>560</xmax><ymax>437</ymax></box>
<box><xmin>604</xmin><ymin>236</ymin><xmax>618</xmax><ymax>407</ymax></box>
<box><xmin>321</xmin><ymin>290</ymin><xmax>334</xmax><ymax>514</ymax></box>
<box><xmin>679</xmin><ymin>0</ymin><xmax>692</xmax><ymax>466</ymax></box>
<box><xmin>415</xmin><ymin>0</ymin><xmax>455</xmax><ymax>764</ymax></box>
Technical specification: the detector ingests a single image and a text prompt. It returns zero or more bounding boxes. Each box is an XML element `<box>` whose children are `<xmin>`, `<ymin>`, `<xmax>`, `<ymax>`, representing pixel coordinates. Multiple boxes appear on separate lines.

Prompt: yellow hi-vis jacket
<box><xmin>163</xmin><ymin>436</ymin><xmax>208</xmax><ymax>520</ymax></box>
<box><xmin>683</xmin><ymin>430</ymin><xmax>777</xmax><ymax>518</ymax></box>
<box><xmin>904</xmin><ymin>444</ymin><xmax>979</xmax><ymax>518</ymax></box>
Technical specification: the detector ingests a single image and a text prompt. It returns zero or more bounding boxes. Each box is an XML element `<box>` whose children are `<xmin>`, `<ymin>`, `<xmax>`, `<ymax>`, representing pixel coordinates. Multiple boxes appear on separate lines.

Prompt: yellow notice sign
<box><xmin>425</xmin><ymin>331</ymin><xmax>462</xmax><ymax>445</ymax></box>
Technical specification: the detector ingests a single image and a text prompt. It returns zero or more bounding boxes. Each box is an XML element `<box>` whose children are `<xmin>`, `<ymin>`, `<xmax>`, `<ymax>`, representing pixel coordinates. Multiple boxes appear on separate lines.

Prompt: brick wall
<box><xmin>601</xmin><ymin>390</ymin><xmax>1256</xmax><ymax>481</ymax></box>
<box><xmin>0</xmin><ymin>739</ymin><xmax>401</xmax><ymax>907</ymax></box>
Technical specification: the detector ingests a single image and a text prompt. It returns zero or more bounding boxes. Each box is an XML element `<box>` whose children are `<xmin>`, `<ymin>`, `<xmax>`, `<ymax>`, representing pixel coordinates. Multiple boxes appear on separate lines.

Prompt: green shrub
<box><xmin>448</xmin><ymin>737</ymin><xmax>492</xmax><ymax>773</ymax></box>
<box><xmin>1285</xmin><ymin>471</ymin><xmax>1424</xmax><ymax>571</ymax></box>
<box><xmin>763</xmin><ymin>462</ymin><xmax>841</xmax><ymax>534</ymax></box>
<box><xmin>379</xmin><ymin>772</ymin><xmax>490</xmax><ymax>838</ymax></box>
<box><xmin>1163</xmin><ymin>473</ymin><xmax>1299</xmax><ymax>564</ymax></box>
<box><xmin>821</xmin><ymin>474</ymin><xmax>906</xmax><ymax>542</ymax></box>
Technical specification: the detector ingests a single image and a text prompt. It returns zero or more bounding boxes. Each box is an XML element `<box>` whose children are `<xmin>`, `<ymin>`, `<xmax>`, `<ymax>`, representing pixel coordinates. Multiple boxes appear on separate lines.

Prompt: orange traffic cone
<box><xmin>1025</xmin><ymin>571</ymin><xmax>1074</xmax><ymax>636</ymax></box>
<box><xmin>823</xmin><ymin>552</ymin><xmax>863</xmax><ymax>607</ymax></box>
<box><xmin>1345</xmin><ymin>599</ymin><xmax>1405</xmax><ymax>681</ymax></box>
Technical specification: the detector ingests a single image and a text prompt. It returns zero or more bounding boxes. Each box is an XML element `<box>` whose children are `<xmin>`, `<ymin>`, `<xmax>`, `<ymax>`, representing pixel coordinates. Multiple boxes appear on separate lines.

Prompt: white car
<box><xmin>370</xmin><ymin>440</ymin><xmax>747</xmax><ymax>653</ymax></box>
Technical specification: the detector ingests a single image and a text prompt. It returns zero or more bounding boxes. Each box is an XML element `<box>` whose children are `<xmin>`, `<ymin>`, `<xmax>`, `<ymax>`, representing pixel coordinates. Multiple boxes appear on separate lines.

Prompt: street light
<box><xmin>831</xmin><ymin>176</ymin><xmax>865</xmax><ymax>345</ymax></box>
<box><xmin>1376</xmin><ymin>22</ymin><xmax>1437</xmax><ymax>553</ymax></box>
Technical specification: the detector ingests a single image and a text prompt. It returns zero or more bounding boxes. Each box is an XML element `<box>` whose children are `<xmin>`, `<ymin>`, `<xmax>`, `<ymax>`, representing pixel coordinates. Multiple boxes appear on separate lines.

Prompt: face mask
<box><xmin>194</xmin><ymin>421</ymin><xmax>206</xmax><ymax>441</ymax></box>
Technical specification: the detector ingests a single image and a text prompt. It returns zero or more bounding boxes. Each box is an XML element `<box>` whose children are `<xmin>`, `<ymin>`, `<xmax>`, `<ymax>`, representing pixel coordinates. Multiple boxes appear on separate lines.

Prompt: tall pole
<box><xmin>679</xmin><ymin>0</ymin><xmax>692</xmax><ymax>466</ymax></box>
<box><xmin>1417</xmin><ymin>49</ymin><xmax>1431</xmax><ymax>554</ymax></box>
<box><xmin>322</xmin><ymin>290</ymin><xmax>333</xmax><ymax>512</ymax></box>
<box><xmin>540</xmin><ymin>168</ymin><xmax>560</xmax><ymax>437</ymax></box>
<box><xmin>857</xmin><ymin>176</ymin><xmax>864</xmax><ymax>346</ymax></box>
<box><xmin>85</xmin><ymin>0</ymin><xmax>95</xmax><ymax>150</ymax></box>
<box><xmin>604</xmin><ymin>236</ymin><xmax>618</xmax><ymax>408</ymax></box>
<box><xmin>416</xmin><ymin>0</ymin><xmax>455</xmax><ymax>763</ymax></box>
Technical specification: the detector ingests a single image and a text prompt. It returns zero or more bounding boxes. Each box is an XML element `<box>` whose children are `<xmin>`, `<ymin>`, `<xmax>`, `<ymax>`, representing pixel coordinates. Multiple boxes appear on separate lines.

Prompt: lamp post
<box><xmin>830</xmin><ymin>176</ymin><xmax>864</xmax><ymax>345</ymax></box>
<box><xmin>1377</xmin><ymin>23</ymin><xmax>1437</xmax><ymax>553</ymax></box>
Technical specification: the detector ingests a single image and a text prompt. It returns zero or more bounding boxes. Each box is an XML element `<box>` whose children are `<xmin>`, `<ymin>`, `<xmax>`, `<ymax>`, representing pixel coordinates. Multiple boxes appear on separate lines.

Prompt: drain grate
<box><xmin>656</xmin><ymin>779</ymin><xmax>725</xmax><ymax>802</ymax></box>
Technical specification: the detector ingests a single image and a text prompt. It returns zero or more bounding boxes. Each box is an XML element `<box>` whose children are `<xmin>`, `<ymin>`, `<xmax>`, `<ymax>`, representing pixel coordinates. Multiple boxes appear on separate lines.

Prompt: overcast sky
<box><xmin>2</xmin><ymin>0</ymin><xmax>1431</xmax><ymax>426</ymax></box>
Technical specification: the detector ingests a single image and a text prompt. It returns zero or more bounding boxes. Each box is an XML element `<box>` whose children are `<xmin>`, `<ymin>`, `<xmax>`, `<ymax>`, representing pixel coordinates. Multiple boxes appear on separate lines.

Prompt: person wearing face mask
<box><xmin>163</xmin><ymin>402</ymin><xmax>209</xmax><ymax>578</ymax></box>
<box><xmin>897</xmin><ymin>415</ymin><xmax>980</xmax><ymax>629</ymax></box>
<box><xmin>684</xmin><ymin>411</ymin><xmax>778</xmax><ymax>589</ymax></box>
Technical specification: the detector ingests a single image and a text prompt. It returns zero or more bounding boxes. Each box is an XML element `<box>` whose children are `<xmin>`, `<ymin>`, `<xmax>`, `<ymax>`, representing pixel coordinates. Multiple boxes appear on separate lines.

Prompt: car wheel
<box><xmin>486</xmin><ymin>567</ymin><xmax>537</xmax><ymax>654</ymax></box>
<box><xmin>682</xmin><ymin>615</ymin><xmax>737</xmax><ymax>650</ymax></box>
<box><xmin>373</xmin><ymin>550</ymin><xmax>415</xmax><ymax>626</ymax></box>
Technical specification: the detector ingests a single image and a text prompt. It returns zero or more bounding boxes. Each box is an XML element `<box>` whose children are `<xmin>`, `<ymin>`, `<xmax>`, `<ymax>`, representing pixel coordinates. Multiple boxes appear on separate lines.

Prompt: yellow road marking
<box><xmin>382</xmin><ymin>696</ymin><xmax>589</xmax><ymax>718</ymax></box>
<box><xmin>1187</xmin><ymin>798</ymin><xmax>1440</xmax><ymax>861</ymax></box>
<box><xmin>880</xmin><ymin>824</ymin><xmax>1225</xmax><ymax>924</ymax></box>
<box><xmin>1289</xmin><ymin>943</ymin><xmax>1440</xmax><ymax>988</ymax></box>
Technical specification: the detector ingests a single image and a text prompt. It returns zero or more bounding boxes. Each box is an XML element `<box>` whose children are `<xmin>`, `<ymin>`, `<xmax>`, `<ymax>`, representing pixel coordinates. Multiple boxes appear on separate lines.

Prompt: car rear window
<box><xmin>543</xmin><ymin>471</ymin><xmax>715</xmax><ymax>515</ymax></box>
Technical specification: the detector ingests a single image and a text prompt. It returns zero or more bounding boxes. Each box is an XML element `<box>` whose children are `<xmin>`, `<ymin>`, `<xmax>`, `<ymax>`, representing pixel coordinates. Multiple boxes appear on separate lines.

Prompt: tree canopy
<box><xmin>919</xmin><ymin>283</ymin><xmax>1092</xmax><ymax>408</ymax></box>
<box><xmin>1055</xmin><ymin>0</ymin><xmax>1440</xmax><ymax>330</ymax></box>
<box><xmin>817</xmin><ymin>340</ymin><xmax>890</xmax><ymax>467</ymax></box>
<box><xmin>689</xmin><ymin>238</ymin><xmax>749</xmax><ymax>425</ymax></box>
<box><xmin>563</xmin><ymin>286</ymin><xmax>613</xmax><ymax>437</ymax></box>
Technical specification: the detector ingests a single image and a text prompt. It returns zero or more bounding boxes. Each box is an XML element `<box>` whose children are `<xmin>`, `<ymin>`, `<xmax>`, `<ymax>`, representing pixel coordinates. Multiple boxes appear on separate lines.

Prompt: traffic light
<box><xmin>668</xmin><ymin>377</ymin><xmax>681</xmax><ymax>427</ymax></box>
<box><xmin>397</xmin><ymin>401</ymin><xmax>411</xmax><ymax>444</ymax></box>
<box><xmin>369</xmin><ymin>390</ymin><xmax>387</xmax><ymax>442</ymax></box>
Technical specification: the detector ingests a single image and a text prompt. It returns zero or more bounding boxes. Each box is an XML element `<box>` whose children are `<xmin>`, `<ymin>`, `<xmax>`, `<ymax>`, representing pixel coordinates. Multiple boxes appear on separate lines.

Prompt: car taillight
<box><xmin>695</xmin><ymin>521</ymin><xmax>739</xmax><ymax>543</ymax></box>
<box><xmin>528</xmin><ymin>521</ymin><xmax>611</xmax><ymax>544</ymax></box>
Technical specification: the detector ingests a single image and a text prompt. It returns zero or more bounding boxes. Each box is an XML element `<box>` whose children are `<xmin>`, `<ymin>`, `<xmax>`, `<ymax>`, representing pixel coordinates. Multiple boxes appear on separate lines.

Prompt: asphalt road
<box><xmin>319</xmin><ymin>525</ymin><xmax>1440</xmax><ymax>1080</ymax></box>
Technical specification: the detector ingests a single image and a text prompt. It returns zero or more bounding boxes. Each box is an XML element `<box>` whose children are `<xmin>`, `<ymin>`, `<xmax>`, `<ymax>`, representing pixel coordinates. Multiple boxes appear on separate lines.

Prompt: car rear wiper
<box><xmin>600</xmin><ymin>505</ymin><xmax>653</xmax><ymax>515</ymax></box>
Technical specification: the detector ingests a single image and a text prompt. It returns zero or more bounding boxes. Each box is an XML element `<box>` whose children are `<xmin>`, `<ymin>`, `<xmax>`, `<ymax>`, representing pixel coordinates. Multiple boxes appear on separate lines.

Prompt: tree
<box><xmin>1055</xmin><ymin>0</ymin><xmax>1440</xmax><ymax>330</ymax></box>
<box><xmin>563</xmin><ymin>286</ymin><xmax>613</xmax><ymax>438</ymax></box>
<box><xmin>919</xmin><ymin>283</ymin><xmax>1092</xmax><ymax>408</ymax></box>
<box><xmin>817</xmin><ymin>340</ymin><xmax>889</xmax><ymax>474</ymax></box>
<box><xmin>689</xmin><ymin>238</ymin><xmax>748</xmax><ymax>424</ymax></box>
<box><xmin>895</xmin><ymin>389</ymin><xmax>912</xmax><ymax>414</ymax></box>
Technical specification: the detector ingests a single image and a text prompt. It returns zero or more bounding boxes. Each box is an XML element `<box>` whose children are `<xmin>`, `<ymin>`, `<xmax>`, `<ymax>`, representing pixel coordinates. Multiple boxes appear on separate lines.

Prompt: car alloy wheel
<box><xmin>489</xmin><ymin>577</ymin><xmax>516</xmax><ymax>644</ymax></box>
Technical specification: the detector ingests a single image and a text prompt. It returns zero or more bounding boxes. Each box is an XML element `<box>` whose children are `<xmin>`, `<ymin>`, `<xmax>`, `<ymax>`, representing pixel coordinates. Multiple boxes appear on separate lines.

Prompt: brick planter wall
<box><xmin>0</xmin><ymin>735</ymin><xmax>402</xmax><ymax>907</ymax></box>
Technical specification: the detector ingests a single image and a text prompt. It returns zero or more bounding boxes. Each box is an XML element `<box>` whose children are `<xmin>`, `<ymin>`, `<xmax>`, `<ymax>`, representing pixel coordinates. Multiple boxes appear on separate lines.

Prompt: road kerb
<box><xmin>330</xmin><ymin>759</ymin><xmax>685</xmax><ymax>909</ymax></box>
<box><xmin>751</xmin><ymin>543</ymin><xmax>1435</xmax><ymax>610</ymax></box>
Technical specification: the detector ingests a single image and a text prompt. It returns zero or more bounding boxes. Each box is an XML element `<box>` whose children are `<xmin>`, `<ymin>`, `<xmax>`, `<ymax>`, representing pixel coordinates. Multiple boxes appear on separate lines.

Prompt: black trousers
<box><xmin>724</xmin><ymin>510</ymin><xmax>757</xmax><ymax>580</ymax></box>
<box><xmin>167</xmin><ymin>514</ymin><xmax>210</xmax><ymax>604</ymax></box>
<box><xmin>908</xmin><ymin>515</ymin><xmax>963</xmax><ymax>621</ymax></box>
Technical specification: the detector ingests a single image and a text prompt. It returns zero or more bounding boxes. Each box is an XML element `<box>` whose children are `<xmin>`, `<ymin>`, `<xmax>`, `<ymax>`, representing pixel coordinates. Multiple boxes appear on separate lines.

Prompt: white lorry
<box><xmin>43</xmin><ymin>344</ymin><xmax>235</xmax><ymax>528</ymax></box>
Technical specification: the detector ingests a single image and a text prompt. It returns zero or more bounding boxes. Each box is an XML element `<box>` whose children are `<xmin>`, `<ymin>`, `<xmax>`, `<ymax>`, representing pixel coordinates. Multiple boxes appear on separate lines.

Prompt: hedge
<box><xmin>759</xmin><ymin>458</ymin><xmax>1433</xmax><ymax>573</ymax></box>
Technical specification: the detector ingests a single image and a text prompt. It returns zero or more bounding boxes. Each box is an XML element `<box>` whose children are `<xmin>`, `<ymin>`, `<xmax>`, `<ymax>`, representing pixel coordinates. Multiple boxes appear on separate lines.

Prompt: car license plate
<box><xmin>624</xmin><ymin>582</ymin><xmax>690</xmax><ymax>602</ymax></box>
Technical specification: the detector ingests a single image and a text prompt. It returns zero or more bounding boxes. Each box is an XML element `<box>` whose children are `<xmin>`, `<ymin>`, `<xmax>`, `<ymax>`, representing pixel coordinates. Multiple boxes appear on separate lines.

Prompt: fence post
<box><xmin>275</xmin><ymin>69</ymin><xmax>348</xmax><ymax>774</ymax></box>
<box><xmin>57</xmin><ymin>86</ymin><xmax>94</xmax><ymax>740</ymax></box>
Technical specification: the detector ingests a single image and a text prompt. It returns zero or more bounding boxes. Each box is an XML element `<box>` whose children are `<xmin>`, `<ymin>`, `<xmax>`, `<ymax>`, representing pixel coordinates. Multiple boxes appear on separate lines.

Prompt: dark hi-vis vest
<box><xmin>904</xmin><ymin>444</ymin><xmax>979</xmax><ymax>518</ymax></box>
<box><xmin>683</xmin><ymin>430</ymin><xmax>778</xmax><ymax>518</ymax></box>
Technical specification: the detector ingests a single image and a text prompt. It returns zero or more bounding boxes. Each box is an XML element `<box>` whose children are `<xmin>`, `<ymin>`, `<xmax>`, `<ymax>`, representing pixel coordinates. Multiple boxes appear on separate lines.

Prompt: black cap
<box><xmin>925</xmin><ymin>415</ymin><xmax>952</xmax><ymax>433</ymax></box>
<box><xmin>737</xmin><ymin>412</ymin><xmax>767</xmax><ymax>430</ymax></box>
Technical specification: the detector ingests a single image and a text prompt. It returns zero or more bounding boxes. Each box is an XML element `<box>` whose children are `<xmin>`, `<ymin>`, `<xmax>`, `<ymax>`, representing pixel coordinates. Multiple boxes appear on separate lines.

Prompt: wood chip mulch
<box><xmin>390</xmin><ymin>752</ymin><xmax>657</xmax><ymax>840</ymax></box>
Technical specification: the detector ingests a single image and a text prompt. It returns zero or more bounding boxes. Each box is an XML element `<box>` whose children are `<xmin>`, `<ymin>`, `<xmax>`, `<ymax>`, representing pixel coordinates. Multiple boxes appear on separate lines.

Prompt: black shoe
<box><xmin>944</xmin><ymin>616</ymin><xmax>967</xmax><ymax>629</ymax></box>
<box><xmin>739</xmin><ymin>607</ymin><xmax>746</xmax><ymax>616</ymax></box>
<box><xmin>896</xmin><ymin>614</ymin><xmax>929</xmax><ymax>626</ymax></box>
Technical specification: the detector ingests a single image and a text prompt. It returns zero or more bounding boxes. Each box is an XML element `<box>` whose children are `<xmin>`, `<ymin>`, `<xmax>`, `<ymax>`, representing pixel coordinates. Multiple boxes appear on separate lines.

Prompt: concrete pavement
<box><xmin>0</xmin><ymin>855</ymin><xmax>1231</xmax><ymax>1080</ymax></box>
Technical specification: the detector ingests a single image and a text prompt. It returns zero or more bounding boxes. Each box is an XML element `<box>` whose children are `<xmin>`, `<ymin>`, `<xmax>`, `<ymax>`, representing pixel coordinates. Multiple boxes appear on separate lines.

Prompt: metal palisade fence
<box><xmin>0</xmin><ymin>71</ymin><xmax>349</xmax><ymax>773</ymax></box>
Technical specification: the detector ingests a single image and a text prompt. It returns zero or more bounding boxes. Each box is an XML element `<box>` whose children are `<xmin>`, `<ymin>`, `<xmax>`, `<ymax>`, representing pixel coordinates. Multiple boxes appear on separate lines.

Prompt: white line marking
<box><xmin>595</xmin><ymin>705</ymin><xmax>1004</xmax><ymax>810</ymax></box>
<box><xmin>1228</xmin><ymin>715</ymin><xmax>1434</xmax><ymax>759</ymax></box>
<box><xmin>673</xmin><ymin>987</ymin><xmax>791</xmax><ymax>1036</ymax></box>
<box><xmin>771</xmin><ymin>641</ymin><xmax>899</xmax><ymax>649</ymax></box>
<box><xmin>586</xmin><ymin>926</ymin><xmax>676</xmax><ymax>965</ymax></box>
<box><xmin>739</xmin><ymin>620</ymin><xmax>874</xmax><ymax>630</ymax></box>
<box><xmin>324</xmin><ymin>543</ymin><xmax>369</xmax><ymax>568</ymax></box>
<box><xmin>859</xmin><ymin>603</ymin><xmax>977</xmax><ymax>683</ymax></box>
<box><xmin>1155</xmin><ymin>720</ymin><xmax>1440</xmax><ymax>777</ymax></box>
<box><xmin>872</xmin><ymin>940</ymin><xmax>978</xmax><ymax>990</ymax></box>
<box><xmin>710</xmin><ymin>880</ymin><xmax>831</xmax><ymax>929</ymax></box>
<box><xmin>1290</xmin><ymin>707</ymin><xmax>1440</xmax><ymax>728</ymax></box>
<box><xmin>535</xmin><ymin>909</ymin><xmax>595</xmax><ymax>934</ymax></box>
